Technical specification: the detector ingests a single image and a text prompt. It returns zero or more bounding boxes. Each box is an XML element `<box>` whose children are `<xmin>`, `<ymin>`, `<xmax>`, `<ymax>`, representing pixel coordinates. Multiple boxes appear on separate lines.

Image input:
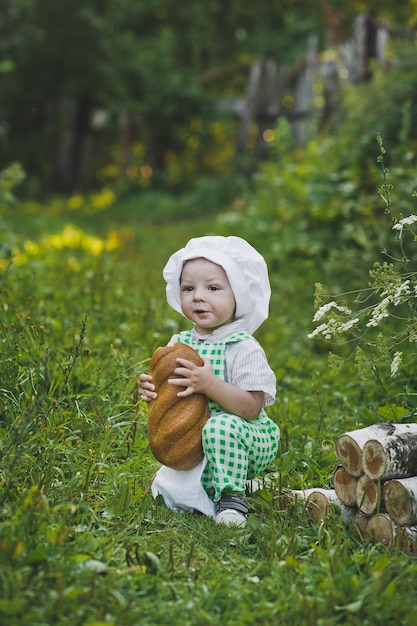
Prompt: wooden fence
<box><xmin>232</xmin><ymin>13</ymin><xmax>415</xmax><ymax>167</ymax></box>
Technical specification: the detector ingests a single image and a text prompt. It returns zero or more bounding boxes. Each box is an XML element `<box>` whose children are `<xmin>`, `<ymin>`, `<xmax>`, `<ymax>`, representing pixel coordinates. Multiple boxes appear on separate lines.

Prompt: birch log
<box><xmin>280</xmin><ymin>488</ymin><xmax>326</xmax><ymax>510</ymax></box>
<box><xmin>290</xmin><ymin>488</ymin><xmax>323</xmax><ymax>500</ymax></box>
<box><xmin>366</xmin><ymin>513</ymin><xmax>396</xmax><ymax>548</ymax></box>
<box><xmin>285</xmin><ymin>488</ymin><xmax>331</xmax><ymax>510</ymax></box>
<box><xmin>362</xmin><ymin>429</ymin><xmax>417</xmax><ymax>480</ymax></box>
<box><xmin>306</xmin><ymin>488</ymin><xmax>356</xmax><ymax>524</ymax></box>
<box><xmin>335</xmin><ymin>422</ymin><xmax>401</xmax><ymax>477</ymax></box>
<box><xmin>366</xmin><ymin>514</ymin><xmax>417</xmax><ymax>556</ymax></box>
<box><xmin>276</xmin><ymin>488</ymin><xmax>308</xmax><ymax>509</ymax></box>
<box><xmin>333</xmin><ymin>465</ymin><xmax>358</xmax><ymax>506</ymax></box>
<box><xmin>351</xmin><ymin>513</ymin><xmax>369</xmax><ymax>539</ymax></box>
<box><xmin>356</xmin><ymin>474</ymin><xmax>383</xmax><ymax>516</ymax></box>
<box><xmin>384</xmin><ymin>477</ymin><xmax>417</xmax><ymax>526</ymax></box>
<box><xmin>398</xmin><ymin>525</ymin><xmax>417</xmax><ymax>557</ymax></box>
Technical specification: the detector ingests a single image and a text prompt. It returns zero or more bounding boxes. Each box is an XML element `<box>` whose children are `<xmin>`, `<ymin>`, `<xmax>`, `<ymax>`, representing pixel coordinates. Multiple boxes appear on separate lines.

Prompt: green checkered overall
<box><xmin>176</xmin><ymin>330</ymin><xmax>280</xmax><ymax>502</ymax></box>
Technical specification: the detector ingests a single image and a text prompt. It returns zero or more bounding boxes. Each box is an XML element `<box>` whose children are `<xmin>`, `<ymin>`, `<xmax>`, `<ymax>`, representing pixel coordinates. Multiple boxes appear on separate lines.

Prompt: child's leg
<box><xmin>201</xmin><ymin>412</ymin><xmax>279</xmax><ymax>502</ymax></box>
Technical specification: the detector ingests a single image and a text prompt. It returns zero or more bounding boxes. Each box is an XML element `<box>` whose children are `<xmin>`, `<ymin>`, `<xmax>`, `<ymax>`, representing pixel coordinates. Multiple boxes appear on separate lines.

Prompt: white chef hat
<box><xmin>163</xmin><ymin>235</ymin><xmax>271</xmax><ymax>334</ymax></box>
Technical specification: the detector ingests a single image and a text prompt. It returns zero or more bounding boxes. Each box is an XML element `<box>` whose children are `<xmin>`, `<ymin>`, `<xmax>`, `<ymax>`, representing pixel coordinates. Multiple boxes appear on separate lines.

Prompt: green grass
<box><xmin>1</xmin><ymin>194</ymin><xmax>417</xmax><ymax>626</ymax></box>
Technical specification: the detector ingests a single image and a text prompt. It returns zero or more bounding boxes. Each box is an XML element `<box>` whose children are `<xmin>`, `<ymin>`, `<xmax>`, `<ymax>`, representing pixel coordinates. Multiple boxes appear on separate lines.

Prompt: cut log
<box><xmin>335</xmin><ymin>422</ymin><xmax>404</xmax><ymax>477</ymax></box>
<box><xmin>362</xmin><ymin>428</ymin><xmax>417</xmax><ymax>480</ymax></box>
<box><xmin>398</xmin><ymin>525</ymin><xmax>417</xmax><ymax>557</ymax></box>
<box><xmin>288</xmin><ymin>488</ymin><xmax>322</xmax><ymax>500</ymax></box>
<box><xmin>284</xmin><ymin>488</ymin><xmax>326</xmax><ymax>510</ymax></box>
<box><xmin>384</xmin><ymin>477</ymin><xmax>417</xmax><ymax>526</ymax></box>
<box><xmin>366</xmin><ymin>513</ymin><xmax>396</xmax><ymax>548</ymax></box>
<box><xmin>306</xmin><ymin>489</ymin><xmax>339</xmax><ymax>523</ymax></box>
<box><xmin>306</xmin><ymin>488</ymin><xmax>356</xmax><ymax>525</ymax></box>
<box><xmin>351</xmin><ymin>513</ymin><xmax>369</xmax><ymax>539</ymax></box>
<box><xmin>356</xmin><ymin>474</ymin><xmax>383</xmax><ymax>516</ymax></box>
<box><xmin>333</xmin><ymin>465</ymin><xmax>358</xmax><ymax>506</ymax></box>
<box><xmin>366</xmin><ymin>513</ymin><xmax>417</xmax><ymax>556</ymax></box>
<box><xmin>280</xmin><ymin>487</ymin><xmax>323</xmax><ymax>509</ymax></box>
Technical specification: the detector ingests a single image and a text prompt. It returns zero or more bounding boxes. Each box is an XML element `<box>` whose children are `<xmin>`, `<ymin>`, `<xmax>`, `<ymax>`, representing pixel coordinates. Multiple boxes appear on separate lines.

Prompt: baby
<box><xmin>138</xmin><ymin>235</ymin><xmax>280</xmax><ymax>526</ymax></box>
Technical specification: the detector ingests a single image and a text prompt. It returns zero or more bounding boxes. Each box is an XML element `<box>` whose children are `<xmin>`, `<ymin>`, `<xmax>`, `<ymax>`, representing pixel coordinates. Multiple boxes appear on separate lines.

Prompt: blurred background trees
<box><xmin>0</xmin><ymin>0</ymin><xmax>416</xmax><ymax>196</ymax></box>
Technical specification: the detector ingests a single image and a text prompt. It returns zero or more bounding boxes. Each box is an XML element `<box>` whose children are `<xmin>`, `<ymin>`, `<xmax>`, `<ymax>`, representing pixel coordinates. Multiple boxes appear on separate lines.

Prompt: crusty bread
<box><xmin>148</xmin><ymin>343</ymin><xmax>209</xmax><ymax>470</ymax></box>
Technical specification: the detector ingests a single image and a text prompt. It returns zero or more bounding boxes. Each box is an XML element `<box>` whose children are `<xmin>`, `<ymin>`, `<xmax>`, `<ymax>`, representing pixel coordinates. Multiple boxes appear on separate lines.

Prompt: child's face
<box><xmin>180</xmin><ymin>258</ymin><xmax>236</xmax><ymax>334</ymax></box>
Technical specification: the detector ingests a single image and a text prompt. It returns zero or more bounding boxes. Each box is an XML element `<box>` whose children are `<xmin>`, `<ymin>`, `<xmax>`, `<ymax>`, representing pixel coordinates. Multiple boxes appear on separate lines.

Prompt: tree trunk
<box><xmin>362</xmin><ymin>429</ymin><xmax>417</xmax><ymax>480</ymax></box>
<box><xmin>335</xmin><ymin>422</ymin><xmax>417</xmax><ymax>477</ymax></box>
<box><xmin>234</xmin><ymin>59</ymin><xmax>283</xmax><ymax>171</ymax></box>
<box><xmin>356</xmin><ymin>474</ymin><xmax>383</xmax><ymax>516</ymax></box>
<box><xmin>335</xmin><ymin>422</ymin><xmax>397</xmax><ymax>477</ymax></box>
<box><xmin>319</xmin><ymin>52</ymin><xmax>339</xmax><ymax>130</ymax></box>
<box><xmin>384</xmin><ymin>477</ymin><xmax>417</xmax><ymax>526</ymax></box>
<box><xmin>253</xmin><ymin>60</ymin><xmax>282</xmax><ymax>162</ymax></box>
<box><xmin>366</xmin><ymin>513</ymin><xmax>396</xmax><ymax>548</ymax></box>
<box><xmin>333</xmin><ymin>465</ymin><xmax>358</xmax><ymax>506</ymax></box>
<box><xmin>292</xmin><ymin>34</ymin><xmax>318</xmax><ymax>145</ymax></box>
<box><xmin>68</xmin><ymin>95</ymin><xmax>92</xmax><ymax>191</ymax></box>
<box><xmin>351</xmin><ymin>13</ymin><xmax>378</xmax><ymax>83</ymax></box>
<box><xmin>234</xmin><ymin>60</ymin><xmax>264</xmax><ymax>161</ymax></box>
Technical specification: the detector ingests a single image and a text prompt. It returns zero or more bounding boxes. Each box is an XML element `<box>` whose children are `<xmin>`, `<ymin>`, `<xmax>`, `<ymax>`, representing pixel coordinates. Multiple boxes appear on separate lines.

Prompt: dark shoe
<box><xmin>214</xmin><ymin>493</ymin><xmax>249</xmax><ymax>527</ymax></box>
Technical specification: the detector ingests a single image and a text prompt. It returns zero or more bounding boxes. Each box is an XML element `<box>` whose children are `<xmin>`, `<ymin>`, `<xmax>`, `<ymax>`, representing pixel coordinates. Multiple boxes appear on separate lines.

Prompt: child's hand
<box><xmin>138</xmin><ymin>373</ymin><xmax>157</xmax><ymax>402</ymax></box>
<box><xmin>170</xmin><ymin>356</ymin><xmax>264</xmax><ymax>420</ymax></box>
<box><xmin>168</xmin><ymin>357</ymin><xmax>215</xmax><ymax>398</ymax></box>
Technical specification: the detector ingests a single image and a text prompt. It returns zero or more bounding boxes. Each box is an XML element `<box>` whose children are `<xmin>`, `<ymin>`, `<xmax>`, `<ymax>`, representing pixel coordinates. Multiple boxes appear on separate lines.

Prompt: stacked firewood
<box><xmin>295</xmin><ymin>422</ymin><xmax>417</xmax><ymax>556</ymax></box>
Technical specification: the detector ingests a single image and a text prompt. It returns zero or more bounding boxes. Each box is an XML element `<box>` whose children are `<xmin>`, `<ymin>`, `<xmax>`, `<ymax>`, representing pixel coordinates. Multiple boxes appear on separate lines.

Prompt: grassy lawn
<box><xmin>1</xmin><ymin>194</ymin><xmax>416</xmax><ymax>626</ymax></box>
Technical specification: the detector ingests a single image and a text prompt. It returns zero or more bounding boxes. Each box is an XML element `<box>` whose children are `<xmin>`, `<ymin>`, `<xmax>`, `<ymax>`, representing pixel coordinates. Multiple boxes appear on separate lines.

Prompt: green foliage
<box><xmin>1</xmin><ymin>164</ymin><xmax>416</xmax><ymax>623</ymax></box>
<box><xmin>0</xmin><ymin>162</ymin><xmax>26</xmax><ymax>262</ymax></box>
<box><xmin>331</xmin><ymin>44</ymin><xmax>417</xmax><ymax>178</ymax></box>
<box><xmin>3</xmin><ymin>18</ymin><xmax>417</xmax><ymax>623</ymax></box>
<box><xmin>0</xmin><ymin>0</ymin><xmax>325</xmax><ymax>193</ymax></box>
<box><xmin>0</xmin><ymin>162</ymin><xmax>25</xmax><ymax>209</ymax></box>
<box><xmin>2</xmin><ymin>1</ymin><xmax>417</xmax><ymax>195</ymax></box>
<box><xmin>308</xmin><ymin>135</ymin><xmax>417</xmax><ymax>415</ymax></box>
<box><xmin>0</xmin><ymin>0</ymin><xmax>344</xmax><ymax>195</ymax></box>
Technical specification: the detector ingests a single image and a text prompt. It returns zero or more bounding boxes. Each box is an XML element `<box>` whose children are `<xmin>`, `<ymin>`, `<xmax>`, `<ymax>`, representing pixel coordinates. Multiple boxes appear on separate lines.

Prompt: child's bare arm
<box><xmin>169</xmin><ymin>358</ymin><xmax>263</xmax><ymax>421</ymax></box>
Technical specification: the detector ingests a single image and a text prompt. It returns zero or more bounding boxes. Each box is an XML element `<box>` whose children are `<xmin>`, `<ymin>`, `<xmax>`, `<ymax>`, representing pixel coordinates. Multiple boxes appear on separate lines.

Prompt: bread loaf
<box><xmin>147</xmin><ymin>343</ymin><xmax>209</xmax><ymax>470</ymax></box>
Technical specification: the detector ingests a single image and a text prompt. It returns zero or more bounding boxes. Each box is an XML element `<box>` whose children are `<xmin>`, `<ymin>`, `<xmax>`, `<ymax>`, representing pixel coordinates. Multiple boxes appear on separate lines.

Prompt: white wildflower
<box><xmin>390</xmin><ymin>351</ymin><xmax>403</xmax><ymax>377</ymax></box>
<box><xmin>312</xmin><ymin>301</ymin><xmax>352</xmax><ymax>322</ymax></box>
<box><xmin>308</xmin><ymin>322</ymin><xmax>332</xmax><ymax>340</ymax></box>
<box><xmin>392</xmin><ymin>215</ymin><xmax>417</xmax><ymax>231</ymax></box>
<box><xmin>309</xmin><ymin>314</ymin><xmax>359</xmax><ymax>340</ymax></box>
<box><xmin>339</xmin><ymin>318</ymin><xmax>360</xmax><ymax>332</ymax></box>
<box><xmin>392</xmin><ymin>280</ymin><xmax>411</xmax><ymax>305</ymax></box>
<box><xmin>366</xmin><ymin>296</ymin><xmax>391</xmax><ymax>327</ymax></box>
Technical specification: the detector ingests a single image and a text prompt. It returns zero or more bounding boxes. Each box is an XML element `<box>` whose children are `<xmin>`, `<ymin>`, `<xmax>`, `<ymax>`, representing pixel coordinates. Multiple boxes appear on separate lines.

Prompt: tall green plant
<box><xmin>309</xmin><ymin>135</ymin><xmax>417</xmax><ymax>416</ymax></box>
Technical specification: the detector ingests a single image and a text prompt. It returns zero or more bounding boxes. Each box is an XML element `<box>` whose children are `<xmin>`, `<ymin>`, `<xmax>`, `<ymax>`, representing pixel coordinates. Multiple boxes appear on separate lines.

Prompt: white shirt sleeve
<box><xmin>225</xmin><ymin>338</ymin><xmax>276</xmax><ymax>406</ymax></box>
<box><xmin>167</xmin><ymin>331</ymin><xmax>276</xmax><ymax>406</ymax></box>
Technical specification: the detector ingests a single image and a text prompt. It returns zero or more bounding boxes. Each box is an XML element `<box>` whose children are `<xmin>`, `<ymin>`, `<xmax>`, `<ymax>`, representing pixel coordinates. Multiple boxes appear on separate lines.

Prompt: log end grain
<box><xmin>335</xmin><ymin>434</ymin><xmax>363</xmax><ymax>477</ymax></box>
<box><xmin>307</xmin><ymin>491</ymin><xmax>332</xmax><ymax>523</ymax></box>
<box><xmin>362</xmin><ymin>439</ymin><xmax>386</xmax><ymax>480</ymax></box>
<box><xmin>306</xmin><ymin>489</ymin><xmax>357</xmax><ymax>526</ymax></box>
<box><xmin>366</xmin><ymin>513</ymin><xmax>395</xmax><ymax>548</ymax></box>
<box><xmin>351</xmin><ymin>513</ymin><xmax>369</xmax><ymax>540</ymax></box>
<box><xmin>384</xmin><ymin>479</ymin><xmax>413</xmax><ymax>526</ymax></box>
<box><xmin>333</xmin><ymin>465</ymin><xmax>358</xmax><ymax>507</ymax></box>
<box><xmin>356</xmin><ymin>474</ymin><xmax>381</xmax><ymax>517</ymax></box>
